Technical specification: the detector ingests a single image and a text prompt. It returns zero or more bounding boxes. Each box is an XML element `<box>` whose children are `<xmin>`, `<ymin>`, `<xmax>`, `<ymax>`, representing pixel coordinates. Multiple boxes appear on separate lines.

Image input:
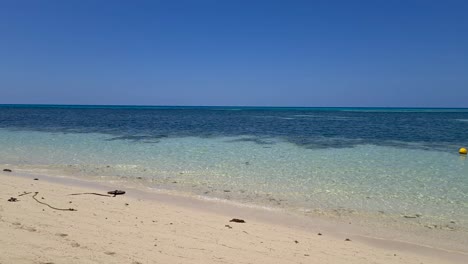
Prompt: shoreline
<box><xmin>1</xmin><ymin>171</ymin><xmax>467</xmax><ymax>263</ymax></box>
<box><xmin>5</xmin><ymin>168</ymin><xmax>468</xmax><ymax>252</ymax></box>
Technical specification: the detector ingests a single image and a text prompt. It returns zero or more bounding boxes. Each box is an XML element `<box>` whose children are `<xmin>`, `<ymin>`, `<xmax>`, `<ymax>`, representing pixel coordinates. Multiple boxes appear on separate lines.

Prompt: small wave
<box><xmin>196</xmin><ymin>195</ymin><xmax>280</xmax><ymax>211</ymax></box>
<box><xmin>252</xmin><ymin>116</ymin><xmax>296</xmax><ymax>120</ymax></box>
<box><xmin>114</xmin><ymin>164</ymin><xmax>139</xmax><ymax>169</ymax></box>
<box><xmin>144</xmin><ymin>186</ymin><xmax>280</xmax><ymax>211</ymax></box>
<box><xmin>455</xmin><ymin>119</ymin><xmax>468</xmax><ymax>122</ymax></box>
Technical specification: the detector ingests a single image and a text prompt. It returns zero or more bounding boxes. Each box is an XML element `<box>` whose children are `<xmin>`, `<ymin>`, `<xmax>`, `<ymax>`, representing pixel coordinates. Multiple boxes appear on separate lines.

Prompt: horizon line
<box><xmin>0</xmin><ymin>103</ymin><xmax>468</xmax><ymax>109</ymax></box>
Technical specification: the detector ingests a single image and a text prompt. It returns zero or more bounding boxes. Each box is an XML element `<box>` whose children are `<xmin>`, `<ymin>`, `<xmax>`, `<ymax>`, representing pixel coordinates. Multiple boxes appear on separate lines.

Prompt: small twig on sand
<box><xmin>32</xmin><ymin>192</ymin><xmax>77</xmax><ymax>211</ymax></box>
<box><xmin>19</xmin><ymin>192</ymin><xmax>32</xmax><ymax>197</ymax></box>
<box><xmin>68</xmin><ymin>190</ymin><xmax>126</xmax><ymax>197</ymax></box>
<box><xmin>69</xmin><ymin>192</ymin><xmax>111</xmax><ymax>197</ymax></box>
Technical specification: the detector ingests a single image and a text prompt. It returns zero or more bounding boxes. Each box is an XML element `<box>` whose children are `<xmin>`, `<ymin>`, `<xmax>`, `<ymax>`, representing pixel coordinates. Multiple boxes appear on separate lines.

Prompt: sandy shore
<box><xmin>1</xmin><ymin>172</ymin><xmax>466</xmax><ymax>264</ymax></box>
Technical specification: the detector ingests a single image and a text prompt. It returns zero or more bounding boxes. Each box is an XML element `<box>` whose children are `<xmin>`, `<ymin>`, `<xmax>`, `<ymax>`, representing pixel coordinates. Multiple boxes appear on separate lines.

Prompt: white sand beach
<box><xmin>1</xmin><ymin>172</ymin><xmax>466</xmax><ymax>264</ymax></box>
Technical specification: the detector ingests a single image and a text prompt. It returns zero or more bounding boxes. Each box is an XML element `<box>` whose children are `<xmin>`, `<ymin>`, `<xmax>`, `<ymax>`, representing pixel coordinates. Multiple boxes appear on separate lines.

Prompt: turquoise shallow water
<box><xmin>0</xmin><ymin>105</ymin><xmax>468</xmax><ymax>240</ymax></box>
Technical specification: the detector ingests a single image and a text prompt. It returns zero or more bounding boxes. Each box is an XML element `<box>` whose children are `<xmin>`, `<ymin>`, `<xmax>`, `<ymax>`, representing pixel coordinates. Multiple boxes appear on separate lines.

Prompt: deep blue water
<box><xmin>1</xmin><ymin>105</ymin><xmax>467</xmax><ymax>152</ymax></box>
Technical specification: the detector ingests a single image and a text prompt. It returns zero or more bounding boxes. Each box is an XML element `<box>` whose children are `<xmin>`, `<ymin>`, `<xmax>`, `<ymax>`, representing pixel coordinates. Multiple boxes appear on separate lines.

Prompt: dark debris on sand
<box><xmin>229</xmin><ymin>218</ymin><xmax>246</xmax><ymax>223</ymax></box>
<box><xmin>107</xmin><ymin>190</ymin><xmax>126</xmax><ymax>197</ymax></box>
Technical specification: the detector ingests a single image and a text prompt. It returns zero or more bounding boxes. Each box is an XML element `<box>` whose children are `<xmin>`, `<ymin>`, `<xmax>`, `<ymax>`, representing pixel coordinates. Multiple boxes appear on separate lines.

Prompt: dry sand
<box><xmin>0</xmin><ymin>172</ymin><xmax>466</xmax><ymax>264</ymax></box>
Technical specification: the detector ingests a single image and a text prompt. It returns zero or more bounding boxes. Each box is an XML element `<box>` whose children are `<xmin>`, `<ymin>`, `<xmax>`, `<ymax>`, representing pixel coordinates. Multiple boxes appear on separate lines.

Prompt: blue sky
<box><xmin>0</xmin><ymin>0</ymin><xmax>467</xmax><ymax>107</ymax></box>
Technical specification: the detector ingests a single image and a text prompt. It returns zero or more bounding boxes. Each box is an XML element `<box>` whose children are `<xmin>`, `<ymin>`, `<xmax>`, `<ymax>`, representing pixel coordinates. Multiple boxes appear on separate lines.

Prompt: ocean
<box><xmin>1</xmin><ymin>105</ymin><xmax>467</xmax><ymax>247</ymax></box>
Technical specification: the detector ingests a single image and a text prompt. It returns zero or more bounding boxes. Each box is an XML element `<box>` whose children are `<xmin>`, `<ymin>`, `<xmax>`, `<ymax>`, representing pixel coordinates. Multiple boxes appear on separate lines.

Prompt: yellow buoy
<box><xmin>460</xmin><ymin>147</ymin><xmax>467</xmax><ymax>155</ymax></box>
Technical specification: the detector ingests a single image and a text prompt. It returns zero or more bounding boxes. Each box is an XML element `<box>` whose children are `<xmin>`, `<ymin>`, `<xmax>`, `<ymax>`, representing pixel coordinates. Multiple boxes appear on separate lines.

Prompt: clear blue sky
<box><xmin>1</xmin><ymin>0</ymin><xmax>467</xmax><ymax>107</ymax></box>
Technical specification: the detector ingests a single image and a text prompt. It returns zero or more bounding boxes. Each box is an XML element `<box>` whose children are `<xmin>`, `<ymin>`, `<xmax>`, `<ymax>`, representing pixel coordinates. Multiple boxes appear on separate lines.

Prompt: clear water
<box><xmin>1</xmin><ymin>105</ymin><xmax>467</xmax><ymax>240</ymax></box>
